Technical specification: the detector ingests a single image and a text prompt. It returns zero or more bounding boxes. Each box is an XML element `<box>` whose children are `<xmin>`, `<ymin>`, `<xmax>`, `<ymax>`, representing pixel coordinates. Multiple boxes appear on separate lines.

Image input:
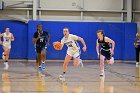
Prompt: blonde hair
<box><xmin>63</xmin><ymin>27</ymin><xmax>69</xmax><ymax>31</ymax></box>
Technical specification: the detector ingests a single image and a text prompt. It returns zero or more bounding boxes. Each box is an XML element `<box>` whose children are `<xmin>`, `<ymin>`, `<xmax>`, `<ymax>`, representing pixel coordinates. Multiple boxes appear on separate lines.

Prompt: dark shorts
<box><xmin>100</xmin><ymin>49</ymin><xmax>111</xmax><ymax>60</ymax></box>
<box><xmin>36</xmin><ymin>45</ymin><xmax>47</xmax><ymax>53</ymax></box>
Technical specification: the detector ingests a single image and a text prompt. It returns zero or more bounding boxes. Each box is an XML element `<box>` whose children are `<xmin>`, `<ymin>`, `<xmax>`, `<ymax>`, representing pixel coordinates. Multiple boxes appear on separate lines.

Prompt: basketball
<box><xmin>53</xmin><ymin>41</ymin><xmax>62</xmax><ymax>50</ymax></box>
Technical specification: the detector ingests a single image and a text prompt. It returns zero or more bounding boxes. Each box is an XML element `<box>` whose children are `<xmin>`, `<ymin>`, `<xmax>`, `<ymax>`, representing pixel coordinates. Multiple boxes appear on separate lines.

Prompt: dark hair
<box><xmin>37</xmin><ymin>24</ymin><xmax>42</xmax><ymax>27</ymax></box>
<box><xmin>96</xmin><ymin>30</ymin><xmax>105</xmax><ymax>35</ymax></box>
<box><xmin>37</xmin><ymin>24</ymin><xmax>42</xmax><ymax>31</ymax></box>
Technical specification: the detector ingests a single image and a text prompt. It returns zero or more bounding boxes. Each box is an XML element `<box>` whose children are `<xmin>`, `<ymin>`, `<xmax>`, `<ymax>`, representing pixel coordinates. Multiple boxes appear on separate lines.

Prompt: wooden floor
<box><xmin>0</xmin><ymin>61</ymin><xmax>140</xmax><ymax>93</ymax></box>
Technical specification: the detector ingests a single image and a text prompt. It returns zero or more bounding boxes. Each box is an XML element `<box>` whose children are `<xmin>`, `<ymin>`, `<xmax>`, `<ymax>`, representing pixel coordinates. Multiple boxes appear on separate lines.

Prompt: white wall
<box><xmin>40</xmin><ymin>0</ymin><xmax>80</xmax><ymax>10</ymax></box>
<box><xmin>0</xmin><ymin>0</ymin><xmax>139</xmax><ymax>22</ymax></box>
<box><xmin>84</xmin><ymin>0</ymin><xmax>122</xmax><ymax>10</ymax></box>
<box><xmin>133</xmin><ymin>0</ymin><xmax>140</xmax><ymax>10</ymax></box>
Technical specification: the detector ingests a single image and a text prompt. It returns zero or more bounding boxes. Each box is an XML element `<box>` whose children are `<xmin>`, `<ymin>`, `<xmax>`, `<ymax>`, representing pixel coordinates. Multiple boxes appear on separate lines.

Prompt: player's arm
<box><xmin>11</xmin><ymin>34</ymin><xmax>14</xmax><ymax>41</ymax></box>
<box><xmin>0</xmin><ymin>33</ymin><xmax>3</xmax><ymax>45</ymax></box>
<box><xmin>33</xmin><ymin>37</ymin><xmax>40</xmax><ymax>44</ymax></box>
<box><xmin>48</xmin><ymin>34</ymin><xmax>50</xmax><ymax>42</ymax></box>
<box><xmin>0</xmin><ymin>33</ymin><xmax>3</xmax><ymax>37</ymax></box>
<box><xmin>77</xmin><ymin>37</ymin><xmax>86</xmax><ymax>52</ymax></box>
<box><xmin>105</xmin><ymin>37</ymin><xmax>115</xmax><ymax>55</ymax></box>
<box><xmin>96</xmin><ymin>39</ymin><xmax>99</xmax><ymax>56</ymax></box>
<box><xmin>32</xmin><ymin>33</ymin><xmax>40</xmax><ymax>44</ymax></box>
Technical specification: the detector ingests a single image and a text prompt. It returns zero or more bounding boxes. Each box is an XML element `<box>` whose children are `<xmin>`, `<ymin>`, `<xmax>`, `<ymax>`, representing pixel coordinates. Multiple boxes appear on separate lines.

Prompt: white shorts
<box><xmin>67</xmin><ymin>49</ymin><xmax>81</xmax><ymax>58</ymax></box>
<box><xmin>3</xmin><ymin>43</ymin><xmax>11</xmax><ymax>49</ymax></box>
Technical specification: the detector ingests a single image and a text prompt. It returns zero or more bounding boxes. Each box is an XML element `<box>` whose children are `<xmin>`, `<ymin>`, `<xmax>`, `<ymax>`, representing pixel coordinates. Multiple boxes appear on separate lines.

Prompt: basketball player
<box><xmin>55</xmin><ymin>27</ymin><xmax>86</xmax><ymax>79</ymax></box>
<box><xmin>96</xmin><ymin>30</ymin><xmax>115</xmax><ymax>77</ymax></box>
<box><xmin>0</xmin><ymin>27</ymin><xmax>14</xmax><ymax>70</ymax></box>
<box><xmin>32</xmin><ymin>24</ymin><xmax>50</xmax><ymax>73</ymax></box>
<box><xmin>134</xmin><ymin>33</ymin><xmax>140</xmax><ymax>66</ymax></box>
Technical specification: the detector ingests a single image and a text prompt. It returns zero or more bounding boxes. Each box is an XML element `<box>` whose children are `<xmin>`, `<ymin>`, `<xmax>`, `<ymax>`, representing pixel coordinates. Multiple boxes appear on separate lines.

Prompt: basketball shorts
<box><xmin>67</xmin><ymin>49</ymin><xmax>81</xmax><ymax>58</ymax></box>
<box><xmin>100</xmin><ymin>49</ymin><xmax>111</xmax><ymax>60</ymax></box>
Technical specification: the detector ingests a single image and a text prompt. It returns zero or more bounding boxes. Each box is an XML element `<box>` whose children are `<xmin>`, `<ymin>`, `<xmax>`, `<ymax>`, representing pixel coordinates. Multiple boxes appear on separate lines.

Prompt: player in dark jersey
<box><xmin>32</xmin><ymin>24</ymin><xmax>50</xmax><ymax>74</ymax></box>
<box><xmin>96</xmin><ymin>30</ymin><xmax>115</xmax><ymax>77</ymax></box>
<box><xmin>134</xmin><ymin>33</ymin><xmax>140</xmax><ymax>66</ymax></box>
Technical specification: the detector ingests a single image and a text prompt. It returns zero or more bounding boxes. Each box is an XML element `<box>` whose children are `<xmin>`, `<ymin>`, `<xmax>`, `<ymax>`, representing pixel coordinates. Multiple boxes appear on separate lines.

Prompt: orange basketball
<box><xmin>53</xmin><ymin>41</ymin><xmax>62</xmax><ymax>50</ymax></box>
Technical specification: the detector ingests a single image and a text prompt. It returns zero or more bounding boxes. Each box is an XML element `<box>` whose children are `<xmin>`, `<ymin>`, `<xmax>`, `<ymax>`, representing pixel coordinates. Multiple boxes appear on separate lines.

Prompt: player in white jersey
<box><xmin>57</xmin><ymin>27</ymin><xmax>87</xmax><ymax>80</ymax></box>
<box><xmin>0</xmin><ymin>28</ymin><xmax>14</xmax><ymax>70</ymax></box>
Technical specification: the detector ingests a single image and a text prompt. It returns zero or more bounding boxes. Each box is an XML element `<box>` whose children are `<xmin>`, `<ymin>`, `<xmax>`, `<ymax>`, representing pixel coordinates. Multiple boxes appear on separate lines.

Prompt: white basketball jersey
<box><xmin>3</xmin><ymin>32</ymin><xmax>12</xmax><ymax>46</ymax></box>
<box><xmin>61</xmin><ymin>34</ymin><xmax>80</xmax><ymax>51</ymax></box>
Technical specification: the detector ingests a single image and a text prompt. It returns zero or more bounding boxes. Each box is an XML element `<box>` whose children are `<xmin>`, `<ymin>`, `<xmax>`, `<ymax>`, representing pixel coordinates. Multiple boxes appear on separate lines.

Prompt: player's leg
<box><xmin>106</xmin><ymin>57</ymin><xmax>114</xmax><ymax>65</ymax></box>
<box><xmin>34</xmin><ymin>45</ymin><xmax>38</xmax><ymax>68</ymax></box>
<box><xmin>5</xmin><ymin>48</ymin><xmax>10</xmax><ymax>61</ymax></box>
<box><xmin>59</xmin><ymin>53</ymin><xmax>72</xmax><ymax>79</ymax></box>
<box><xmin>106</xmin><ymin>50</ymin><xmax>114</xmax><ymax>65</ymax></box>
<box><xmin>2</xmin><ymin>47</ymin><xmax>6</xmax><ymax>61</ymax></box>
<box><xmin>73</xmin><ymin>50</ymin><xmax>83</xmax><ymax>67</ymax></box>
<box><xmin>41</xmin><ymin>48</ymin><xmax>46</xmax><ymax>70</ymax></box>
<box><xmin>35</xmin><ymin>54</ymin><xmax>38</xmax><ymax>68</ymax></box>
<box><xmin>36</xmin><ymin>46</ymin><xmax>42</xmax><ymax>73</ymax></box>
<box><xmin>136</xmin><ymin>46</ymin><xmax>140</xmax><ymax>66</ymax></box>
<box><xmin>99</xmin><ymin>54</ymin><xmax>105</xmax><ymax>76</ymax></box>
<box><xmin>3</xmin><ymin>46</ymin><xmax>10</xmax><ymax>70</ymax></box>
<box><xmin>73</xmin><ymin>57</ymin><xmax>79</xmax><ymax>67</ymax></box>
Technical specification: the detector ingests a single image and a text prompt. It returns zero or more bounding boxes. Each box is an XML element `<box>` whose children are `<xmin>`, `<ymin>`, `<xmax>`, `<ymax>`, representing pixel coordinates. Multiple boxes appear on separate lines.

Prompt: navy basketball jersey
<box><xmin>33</xmin><ymin>31</ymin><xmax>49</xmax><ymax>47</ymax></box>
<box><xmin>98</xmin><ymin>36</ymin><xmax>111</xmax><ymax>50</ymax></box>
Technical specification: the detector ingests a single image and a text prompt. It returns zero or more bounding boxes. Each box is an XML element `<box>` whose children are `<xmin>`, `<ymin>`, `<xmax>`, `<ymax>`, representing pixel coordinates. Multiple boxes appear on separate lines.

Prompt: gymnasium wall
<box><xmin>0</xmin><ymin>20</ymin><xmax>28</xmax><ymax>59</ymax></box>
<box><xmin>0</xmin><ymin>20</ymin><xmax>137</xmax><ymax>60</ymax></box>
<box><xmin>0</xmin><ymin>0</ymin><xmax>140</xmax><ymax>22</ymax></box>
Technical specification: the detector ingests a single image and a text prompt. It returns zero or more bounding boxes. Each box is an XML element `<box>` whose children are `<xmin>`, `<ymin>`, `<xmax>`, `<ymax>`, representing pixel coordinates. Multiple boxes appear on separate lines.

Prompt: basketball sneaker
<box><xmin>59</xmin><ymin>74</ymin><xmax>66</xmax><ymax>81</ymax></box>
<box><xmin>79</xmin><ymin>59</ymin><xmax>84</xmax><ymax>68</ymax></box>
<box><xmin>136</xmin><ymin>62</ymin><xmax>139</xmax><ymax>67</ymax></box>
<box><xmin>110</xmin><ymin>57</ymin><xmax>114</xmax><ymax>65</ymax></box>
<box><xmin>4</xmin><ymin>62</ymin><xmax>9</xmax><ymax>70</ymax></box>
<box><xmin>100</xmin><ymin>70</ymin><xmax>105</xmax><ymax>77</ymax></box>
<box><xmin>41</xmin><ymin>62</ymin><xmax>46</xmax><ymax>70</ymax></box>
<box><xmin>38</xmin><ymin>66</ymin><xmax>42</xmax><ymax>74</ymax></box>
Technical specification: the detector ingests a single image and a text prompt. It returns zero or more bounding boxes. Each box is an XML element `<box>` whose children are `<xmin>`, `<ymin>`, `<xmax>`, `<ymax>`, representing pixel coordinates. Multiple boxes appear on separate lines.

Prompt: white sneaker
<box><xmin>110</xmin><ymin>57</ymin><xmax>114</xmax><ymax>65</ymax></box>
<box><xmin>136</xmin><ymin>62</ymin><xmax>139</xmax><ymax>67</ymax></box>
<box><xmin>79</xmin><ymin>59</ymin><xmax>84</xmax><ymax>68</ymax></box>
<box><xmin>59</xmin><ymin>74</ymin><xmax>65</xmax><ymax>81</ymax></box>
<box><xmin>4</xmin><ymin>62</ymin><xmax>9</xmax><ymax>70</ymax></box>
<box><xmin>2</xmin><ymin>52</ymin><xmax>5</xmax><ymax>60</ymax></box>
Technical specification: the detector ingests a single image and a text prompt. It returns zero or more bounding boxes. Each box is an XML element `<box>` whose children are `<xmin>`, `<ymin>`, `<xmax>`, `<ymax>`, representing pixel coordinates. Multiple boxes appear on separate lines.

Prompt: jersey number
<box><xmin>68</xmin><ymin>44</ymin><xmax>73</xmax><ymax>47</ymax></box>
<box><xmin>40</xmin><ymin>38</ymin><xmax>44</xmax><ymax>42</ymax></box>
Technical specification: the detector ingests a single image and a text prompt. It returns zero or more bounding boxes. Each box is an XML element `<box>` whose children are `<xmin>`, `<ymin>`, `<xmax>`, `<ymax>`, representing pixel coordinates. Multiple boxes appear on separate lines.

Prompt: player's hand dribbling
<box><xmin>82</xmin><ymin>46</ymin><xmax>86</xmax><ymax>52</ymax></box>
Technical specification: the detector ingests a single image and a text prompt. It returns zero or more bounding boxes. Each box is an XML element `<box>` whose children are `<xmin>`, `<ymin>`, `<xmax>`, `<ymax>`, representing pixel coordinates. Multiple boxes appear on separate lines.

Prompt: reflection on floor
<box><xmin>0</xmin><ymin>61</ymin><xmax>139</xmax><ymax>93</ymax></box>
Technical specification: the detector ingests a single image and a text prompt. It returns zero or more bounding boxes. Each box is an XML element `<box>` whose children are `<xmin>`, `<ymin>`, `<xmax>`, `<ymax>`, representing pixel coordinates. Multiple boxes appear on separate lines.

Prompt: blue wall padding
<box><xmin>0</xmin><ymin>20</ymin><xmax>137</xmax><ymax>60</ymax></box>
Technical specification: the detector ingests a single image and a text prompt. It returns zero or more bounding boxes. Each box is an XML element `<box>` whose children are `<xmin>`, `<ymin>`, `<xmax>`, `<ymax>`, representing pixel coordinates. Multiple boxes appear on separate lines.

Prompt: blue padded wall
<box><xmin>0</xmin><ymin>20</ymin><xmax>137</xmax><ymax>60</ymax></box>
<box><xmin>28</xmin><ymin>21</ymin><xmax>137</xmax><ymax>60</ymax></box>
